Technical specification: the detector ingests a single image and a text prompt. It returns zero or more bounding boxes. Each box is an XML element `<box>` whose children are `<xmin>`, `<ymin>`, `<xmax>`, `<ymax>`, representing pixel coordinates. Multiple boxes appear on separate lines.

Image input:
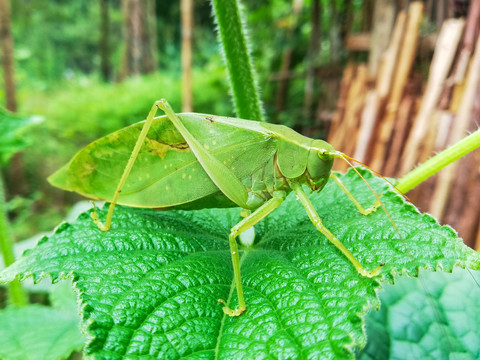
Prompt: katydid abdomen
<box><xmin>48</xmin><ymin>99</ymin><xmax>379</xmax><ymax>317</ymax></box>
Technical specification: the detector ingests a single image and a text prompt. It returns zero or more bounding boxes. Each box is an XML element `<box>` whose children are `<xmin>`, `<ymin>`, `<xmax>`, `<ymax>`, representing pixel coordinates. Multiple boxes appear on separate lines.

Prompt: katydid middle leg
<box><xmin>219</xmin><ymin>191</ymin><xmax>286</xmax><ymax>316</ymax></box>
<box><xmin>288</xmin><ymin>180</ymin><xmax>381</xmax><ymax>277</ymax></box>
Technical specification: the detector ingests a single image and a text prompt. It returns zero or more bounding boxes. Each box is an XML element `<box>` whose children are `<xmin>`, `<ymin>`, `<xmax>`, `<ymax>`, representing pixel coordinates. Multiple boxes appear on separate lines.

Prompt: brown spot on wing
<box><xmin>145</xmin><ymin>138</ymin><xmax>190</xmax><ymax>159</ymax></box>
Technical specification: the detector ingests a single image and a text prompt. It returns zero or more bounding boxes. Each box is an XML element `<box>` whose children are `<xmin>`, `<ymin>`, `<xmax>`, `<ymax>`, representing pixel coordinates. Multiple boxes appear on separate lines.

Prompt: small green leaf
<box><xmin>0</xmin><ymin>108</ymin><xmax>40</xmax><ymax>165</ymax></box>
<box><xmin>1</xmin><ymin>170</ymin><xmax>479</xmax><ymax>359</ymax></box>
<box><xmin>359</xmin><ymin>269</ymin><xmax>480</xmax><ymax>360</ymax></box>
<box><xmin>0</xmin><ymin>279</ymin><xmax>84</xmax><ymax>360</ymax></box>
<box><xmin>49</xmin><ymin>278</ymin><xmax>80</xmax><ymax>315</ymax></box>
<box><xmin>0</xmin><ymin>304</ymin><xmax>84</xmax><ymax>360</ymax></box>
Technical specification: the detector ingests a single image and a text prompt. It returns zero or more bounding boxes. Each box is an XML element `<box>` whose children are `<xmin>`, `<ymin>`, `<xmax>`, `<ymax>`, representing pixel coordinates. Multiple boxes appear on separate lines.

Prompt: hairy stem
<box><xmin>396</xmin><ymin>128</ymin><xmax>480</xmax><ymax>193</ymax></box>
<box><xmin>0</xmin><ymin>175</ymin><xmax>27</xmax><ymax>306</ymax></box>
<box><xmin>210</xmin><ymin>0</ymin><xmax>264</xmax><ymax>121</ymax></box>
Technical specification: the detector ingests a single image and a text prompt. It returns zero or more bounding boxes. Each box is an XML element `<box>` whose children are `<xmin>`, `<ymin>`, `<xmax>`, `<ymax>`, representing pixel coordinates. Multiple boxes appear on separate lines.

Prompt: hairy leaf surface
<box><xmin>1</xmin><ymin>170</ymin><xmax>479</xmax><ymax>359</ymax></box>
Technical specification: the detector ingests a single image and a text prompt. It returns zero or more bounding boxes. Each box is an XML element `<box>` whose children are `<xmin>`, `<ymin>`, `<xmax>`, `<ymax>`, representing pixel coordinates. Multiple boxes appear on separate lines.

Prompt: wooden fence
<box><xmin>327</xmin><ymin>1</ymin><xmax>480</xmax><ymax>250</ymax></box>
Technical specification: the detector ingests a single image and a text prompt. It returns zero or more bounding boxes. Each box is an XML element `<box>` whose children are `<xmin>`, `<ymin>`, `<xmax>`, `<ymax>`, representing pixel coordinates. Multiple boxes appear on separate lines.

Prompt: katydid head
<box><xmin>306</xmin><ymin>140</ymin><xmax>338</xmax><ymax>191</ymax></box>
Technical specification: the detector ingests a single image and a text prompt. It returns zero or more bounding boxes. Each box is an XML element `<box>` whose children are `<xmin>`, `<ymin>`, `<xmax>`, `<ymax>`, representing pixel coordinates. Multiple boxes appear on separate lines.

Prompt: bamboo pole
<box><xmin>377</xmin><ymin>11</ymin><xmax>407</xmax><ymax>98</ymax></box>
<box><xmin>443</xmin><ymin>79</ymin><xmax>480</xmax><ymax>247</ymax></box>
<box><xmin>438</xmin><ymin>0</ymin><xmax>480</xmax><ymax>109</ymax></box>
<box><xmin>353</xmin><ymin>92</ymin><xmax>380</xmax><ymax>162</ymax></box>
<box><xmin>452</xmin><ymin>0</ymin><xmax>480</xmax><ymax>84</ymax></box>
<box><xmin>274</xmin><ymin>0</ymin><xmax>304</xmax><ymax>121</ymax></box>
<box><xmin>353</xmin><ymin>11</ymin><xmax>406</xmax><ymax>163</ymax></box>
<box><xmin>475</xmin><ymin>216</ymin><xmax>480</xmax><ymax>251</ymax></box>
<box><xmin>304</xmin><ymin>0</ymin><xmax>321</xmax><ymax>121</ymax></box>
<box><xmin>429</xmin><ymin>35</ymin><xmax>480</xmax><ymax>219</ymax></box>
<box><xmin>369</xmin><ymin>2</ymin><xmax>423</xmax><ymax>172</ymax></box>
<box><xmin>341</xmin><ymin>65</ymin><xmax>368</xmax><ymax>159</ymax></box>
<box><xmin>417</xmin><ymin>110</ymin><xmax>441</xmax><ymax>164</ymax></box>
<box><xmin>400</xmin><ymin>19</ymin><xmax>464</xmax><ymax>175</ymax></box>
<box><xmin>328</xmin><ymin>63</ymin><xmax>355</xmax><ymax>146</ymax></box>
<box><xmin>0</xmin><ymin>0</ymin><xmax>17</xmax><ymax>112</ymax></box>
<box><xmin>181</xmin><ymin>0</ymin><xmax>193</xmax><ymax>112</ymax></box>
<box><xmin>443</xmin><ymin>149</ymin><xmax>480</xmax><ymax>248</ymax></box>
<box><xmin>368</xmin><ymin>0</ymin><xmax>395</xmax><ymax>77</ymax></box>
<box><xmin>383</xmin><ymin>95</ymin><xmax>415</xmax><ymax>176</ymax></box>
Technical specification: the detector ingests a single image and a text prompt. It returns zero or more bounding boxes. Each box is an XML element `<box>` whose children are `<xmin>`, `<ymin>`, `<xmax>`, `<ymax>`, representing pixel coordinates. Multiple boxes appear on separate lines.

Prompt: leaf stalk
<box><xmin>0</xmin><ymin>175</ymin><xmax>27</xmax><ymax>306</ymax></box>
<box><xmin>396</xmin><ymin>128</ymin><xmax>480</xmax><ymax>193</ymax></box>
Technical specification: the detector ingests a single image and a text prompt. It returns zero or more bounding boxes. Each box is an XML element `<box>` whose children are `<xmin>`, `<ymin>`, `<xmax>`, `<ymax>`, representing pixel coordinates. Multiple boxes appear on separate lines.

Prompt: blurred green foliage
<box><xmin>0</xmin><ymin>108</ymin><xmax>37</xmax><ymax>166</ymax></box>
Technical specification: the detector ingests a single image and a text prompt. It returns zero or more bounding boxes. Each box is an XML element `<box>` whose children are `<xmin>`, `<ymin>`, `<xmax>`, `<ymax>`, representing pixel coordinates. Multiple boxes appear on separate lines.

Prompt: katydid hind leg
<box><xmin>219</xmin><ymin>192</ymin><xmax>286</xmax><ymax>317</ymax></box>
<box><xmin>289</xmin><ymin>180</ymin><xmax>381</xmax><ymax>277</ymax></box>
<box><xmin>91</xmin><ymin>101</ymin><xmax>161</xmax><ymax>231</ymax></box>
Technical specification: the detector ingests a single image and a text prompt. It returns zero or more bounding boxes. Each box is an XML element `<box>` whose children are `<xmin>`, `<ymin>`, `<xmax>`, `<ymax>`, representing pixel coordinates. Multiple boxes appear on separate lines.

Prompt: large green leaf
<box><xmin>1</xmin><ymin>170</ymin><xmax>479</xmax><ymax>359</ymax></box>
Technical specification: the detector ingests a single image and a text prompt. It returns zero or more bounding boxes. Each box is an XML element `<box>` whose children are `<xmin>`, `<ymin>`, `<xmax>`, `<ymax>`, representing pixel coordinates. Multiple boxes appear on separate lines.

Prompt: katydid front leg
<box><xmin>91</xmin><ymin>101</ymin><xmax>162</xmax><ymax>231</ymax></box>
<box><xmin>288</xmin><ymin>181</ymin><xmax>381</xmax><ymax>278</ymax></box>
<box><xmin>330</xmin><ymin>174</ymin><xmax>380</xmax><ymax>215</ymax></box>
<box><xmin>219</xmin><ymin>191</ymin><xmax>286</xmax><ymax>316</ymax></box>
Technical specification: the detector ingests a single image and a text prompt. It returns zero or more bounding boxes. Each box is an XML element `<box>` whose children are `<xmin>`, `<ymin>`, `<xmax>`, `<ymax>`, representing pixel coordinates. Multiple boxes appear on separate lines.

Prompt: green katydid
<box><xmin>48</xmin><ymin>99</ymin><xmax>385</xmax><ymax>317</ymax></box>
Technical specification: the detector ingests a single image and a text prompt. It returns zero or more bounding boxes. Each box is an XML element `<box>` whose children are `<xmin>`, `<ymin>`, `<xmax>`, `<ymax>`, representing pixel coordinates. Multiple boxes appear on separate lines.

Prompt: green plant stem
<box><xmin>0</xmin><ymin>175</ymin><xmax>27</xmax><ymax>306</ymax></box>
<box><xmin>210</xmin><ymin>0</ymin><xmax>264</xmax><ymax>121</ymax></box>
<box><xmin>396</xmin><ymin>128</ymin><xmax>480</xmax><ymax>193</ymax></box>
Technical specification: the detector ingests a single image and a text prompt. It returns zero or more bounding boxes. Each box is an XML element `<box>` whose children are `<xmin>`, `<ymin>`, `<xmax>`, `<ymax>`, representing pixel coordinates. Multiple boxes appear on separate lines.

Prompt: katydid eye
<box><xmin>318</xmin><ymin>150</ymin><xmax>330</xmax><ymax>160</ymax></box>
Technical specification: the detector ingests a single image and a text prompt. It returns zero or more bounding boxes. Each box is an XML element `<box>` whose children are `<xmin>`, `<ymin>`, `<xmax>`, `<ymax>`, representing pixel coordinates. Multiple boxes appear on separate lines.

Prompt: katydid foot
<box><xmin>217</xmin><ymin>299</ymin><xmax>246</xmax><ymax>317</ymax></box>
<box><xmin>90</xmin><ymin>201</ymin><xmax>110</xmax><ymax>232</ymax></box>
<box><xmin>358</xmin><ymin>264</ymin><xmax>383</xmax><ymax>277</ymax></box>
